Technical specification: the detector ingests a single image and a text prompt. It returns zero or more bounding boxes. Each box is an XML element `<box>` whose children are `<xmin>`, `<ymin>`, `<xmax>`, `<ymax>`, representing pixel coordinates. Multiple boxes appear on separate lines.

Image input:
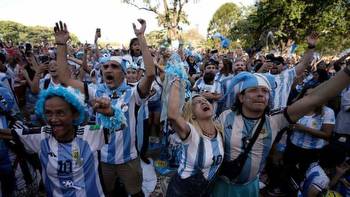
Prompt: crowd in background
<box><xmin>0</xmin><ymin>19</ymin><xmax>350</xmax><ymax>197</ymax></box>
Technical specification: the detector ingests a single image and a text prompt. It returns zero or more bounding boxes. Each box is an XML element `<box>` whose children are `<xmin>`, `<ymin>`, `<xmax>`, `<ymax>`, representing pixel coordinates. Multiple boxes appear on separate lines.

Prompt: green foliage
<box><xmin>0</xmin><ymin>20</ymin><xmax>80</xmax><ymax>45</ymax></box>
<box><xmin>145</xmin><ymin>29</ymin><xmax>167</xmax><ymax>47</ymax></box>
<box><xmin>229</xmin><ymin>0</ymin><xmax>350</xmax><ymax>55</ymax></box>
<box><xmin>123</xmin><ymin>0</ymin><xmax>195</xmax><ymax>40</ymax></box>
<box><xmin>207</xmin><ymin>3</ymin><xmax>242</xmax><ymax>38</ymax></box>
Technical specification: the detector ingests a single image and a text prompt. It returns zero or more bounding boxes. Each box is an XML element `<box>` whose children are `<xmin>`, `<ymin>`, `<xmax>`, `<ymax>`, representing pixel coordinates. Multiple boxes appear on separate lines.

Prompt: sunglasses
<box><xmin>103</xmin><ymin>63</ymin><xmax>120</xmax><ymax>70</ymax></box>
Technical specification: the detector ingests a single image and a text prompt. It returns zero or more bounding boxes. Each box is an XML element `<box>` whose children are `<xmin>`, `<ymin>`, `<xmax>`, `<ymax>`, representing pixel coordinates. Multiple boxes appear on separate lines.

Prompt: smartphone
<box><xmin>96</xmin><ymin>28</ymin><xmax>101</xmax><ymax>38</ymax></box>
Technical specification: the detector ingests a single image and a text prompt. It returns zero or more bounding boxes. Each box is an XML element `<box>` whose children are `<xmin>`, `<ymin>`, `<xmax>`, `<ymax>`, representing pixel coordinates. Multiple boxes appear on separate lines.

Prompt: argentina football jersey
<box><xmin>91</xmin><ymin>82</ymin><xmax>146</xmax><ymax>164</ymax></box>
<box><xmin>12</xmin><ymin>123</ymin><xmax>106</xmax><ymax>197</ymax></box>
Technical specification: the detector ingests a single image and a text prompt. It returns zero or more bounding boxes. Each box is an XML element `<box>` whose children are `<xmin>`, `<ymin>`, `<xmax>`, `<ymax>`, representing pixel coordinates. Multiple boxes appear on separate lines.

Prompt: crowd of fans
<box><xmin>0</xmin><ymin>19</ymin><xmax>350</xmax><ymax>197</ymax></box>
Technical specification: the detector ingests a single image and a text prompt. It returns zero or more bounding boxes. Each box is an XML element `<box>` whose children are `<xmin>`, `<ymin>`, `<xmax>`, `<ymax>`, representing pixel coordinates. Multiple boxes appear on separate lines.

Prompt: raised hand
<box><xmin>83</xmin><ymin>43</ymin><xmax>91</xmax><ymax>53</ymax></box>
<box><xmin>54</xmin><ymin>21</ymin><xmax>70</xmax><ymax>45</ymax></box>
<box><xmin>133</xmin><ymin>19</ymin><xmax>146</xmax><ymax>36</ymax></box>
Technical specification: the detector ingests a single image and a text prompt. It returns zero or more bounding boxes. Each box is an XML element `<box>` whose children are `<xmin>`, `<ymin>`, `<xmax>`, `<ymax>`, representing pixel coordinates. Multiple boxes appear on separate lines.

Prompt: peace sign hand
<box><xmin>54</xmin><ymin>21</ymin><xmax>70</xmax><ymax>45</ymax></box>
<box><xmin>133</xmin><ymin>19</ymin><xmax>146</xmax><ymax>36</ymax></box>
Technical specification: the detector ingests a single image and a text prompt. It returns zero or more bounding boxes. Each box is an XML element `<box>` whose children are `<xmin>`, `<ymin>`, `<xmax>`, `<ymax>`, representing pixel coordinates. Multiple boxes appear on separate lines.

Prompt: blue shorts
<box><xmin>148</xmin><ymin>100</ymin><xmax>162</xmax><ymax>113</ymax></box>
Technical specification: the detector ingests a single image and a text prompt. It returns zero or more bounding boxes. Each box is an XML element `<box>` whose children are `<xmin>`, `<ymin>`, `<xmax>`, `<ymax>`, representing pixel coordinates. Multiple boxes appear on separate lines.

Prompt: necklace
<box><xmin>198</xmin><ymin>122</ymin><xmax>216</xmax><ymax>138</ymax></box>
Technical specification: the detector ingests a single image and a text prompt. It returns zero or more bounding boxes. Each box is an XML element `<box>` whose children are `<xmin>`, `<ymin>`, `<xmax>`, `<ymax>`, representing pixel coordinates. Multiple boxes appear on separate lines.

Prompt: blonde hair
<box><xmin>182</xmin><ymin>98</ymin><xmax>223</xmax><ymax>138</ymax></box>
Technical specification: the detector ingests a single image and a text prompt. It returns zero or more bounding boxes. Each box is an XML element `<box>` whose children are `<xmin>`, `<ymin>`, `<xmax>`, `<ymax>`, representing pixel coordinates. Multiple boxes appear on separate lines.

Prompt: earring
<box><xmin>192</xmin><ymin>115</ymin><xmax>196</xmax><ymax>120</ymax></box>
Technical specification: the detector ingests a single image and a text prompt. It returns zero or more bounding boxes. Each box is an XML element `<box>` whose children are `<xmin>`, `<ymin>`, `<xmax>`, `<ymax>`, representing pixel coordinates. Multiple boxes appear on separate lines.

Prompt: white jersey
<box><xmin>89</xmin><ymin>82</ymin><xmax>146</xmax><ymax>164</ymax></box>
<box><xmin>39</xmin><ymin>77</ymin><xmax>60</xmax><ymax>90</ymax></box>
<box><xmin>13</xmin><ymin>123</ymin><xmax>106</xmax><ymax>197</ymax></box>
<box><xmin>193</xmin><ymin>78</ymin><xmax>222</xmax><ymax>95</ymax></box>
<box><xmin>291</xmin><ymin>106</ymin><xmax>335</xmax><ymax>149</ymax></box>
<box><xmin>299</xmin><ymin>162</ymin><xmax>329</xmax><ymax>197</ymax></box>
<box><xmin>148</xmin><ymin>78</ymin><xmax>162</xmax><ymax>103</ymax></box>
<box><xmin>271</xmin><ymin>68</ymin><xmax>296</xmax><ymax>110</ymax></box>
<box><xmin>218</xmin><ymin>109</ymin><xmax>290</xmax><ymax>184</ymax></box>
<box><xmin>178</xmin><ymin>123</ymin><xmax>224</xmax><ymax>181</ymax></box>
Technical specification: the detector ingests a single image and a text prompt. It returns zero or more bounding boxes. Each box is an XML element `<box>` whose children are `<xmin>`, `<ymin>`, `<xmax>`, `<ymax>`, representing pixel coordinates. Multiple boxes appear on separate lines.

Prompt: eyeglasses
<box><xmin>103</xmin><ymin>63</ymin><xmax>119</xmax><ymax>70</ymax></box>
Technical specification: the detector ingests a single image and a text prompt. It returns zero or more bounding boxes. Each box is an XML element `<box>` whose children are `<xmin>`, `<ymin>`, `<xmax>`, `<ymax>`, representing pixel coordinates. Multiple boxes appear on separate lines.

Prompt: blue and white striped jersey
<box><xmin>290</xmin><ymin>106</ymin><xmax>335</xmax><ymax>150</ymax></box>
<box><xmin>271</xmin><ymin>68</ymin><xmax>296</xmax><ymax>110</ymax></box>
<box><xmin>178</xmin><ymin>123</ymin><xmax>224</xmax><ymax>181</ymax></box>
<box><xmin>218</xmin><ymin>109</ymin><xmax>290</xmax><ymax>184</ymax></box>
<box><xmin>217</xmin><ymin>75</ymin><xmax>239</xmax><ymax>115</ymax></box>
<box><xmin>148</xmin><ymin>78</ymin><xmax>162</xmax><ymax>103</ymax></box>
<box><xmin>39</xmin><ymin>77</ymin><xmax>60</xmax><ymax>90</ymax></box>
<box><xmin>13</xmin><ymin>123</ymin><xmax>107</xmax><ymax>197</ymax></box>
<box><xmin>89</xmin><ymin>82</ymin><xmax>146</xmax><ymax>164</ymax></box>
<box><xmin>298</xmin><ymin>162</ymin><xmax>329</xmax><ymax>197</ymax></box>
<box><xmin>215</xmin><ymin>73</ymin><xmax>233</xmax><ymax>83</ymax></box>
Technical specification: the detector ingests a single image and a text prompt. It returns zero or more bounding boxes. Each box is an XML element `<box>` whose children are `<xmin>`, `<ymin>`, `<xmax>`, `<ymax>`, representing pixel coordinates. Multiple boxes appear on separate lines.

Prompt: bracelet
<box><xmin>344</xmin><ymin>65</ymin><xmax>350</xmax><ymax>77</ymax></box>
<box><xmin>55</xmin><ymin>43</ymin><xmax>66</xmax><ymax>46</ymax></box>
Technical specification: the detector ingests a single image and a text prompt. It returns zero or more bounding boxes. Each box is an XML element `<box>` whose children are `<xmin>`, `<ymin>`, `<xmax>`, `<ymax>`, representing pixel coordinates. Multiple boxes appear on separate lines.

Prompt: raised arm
<box><xmin>287</xmin><ymin>64</ymin><xmax>350</xmax><ymax>122</ymax></box>
<box><xmin>167</xmin><ymin>79</ymin><xmax>190</xmax><ymax>139</ymax></box>
<box><xmin>134</xmin><ymin>19</ymin><xmax>156</xmax><ymax>98</ymax></box>
<box><xmin>54</xmin><ymin>21</ymin><xmax>85</xmax><ymax>93</ymax></box>
<box><xmin>94</xmin><ymin>29</ymin><xmax>101</xmax><ymax>61</ymax></box>
<box><xmin>294</xmin><ymin>32</ymin><xmax>318</xmax><ymax>76</ymax></box>
<box><xmin>81</xmin><ymin>44</ymin><xmax>92</xmax><ymax>74</ymax></box>
<box><xmin>29</xmin><ymin>55</ymin><xmax>47</xmax><ymax>94</ymax></box>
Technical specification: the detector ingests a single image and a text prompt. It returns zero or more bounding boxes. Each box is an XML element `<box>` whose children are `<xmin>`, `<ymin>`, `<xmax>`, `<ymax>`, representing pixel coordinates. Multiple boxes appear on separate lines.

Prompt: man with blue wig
<box><xmin>53</xmin><ymin>19</ymin><xmax>155</xmax><ymax>197</ymax></box>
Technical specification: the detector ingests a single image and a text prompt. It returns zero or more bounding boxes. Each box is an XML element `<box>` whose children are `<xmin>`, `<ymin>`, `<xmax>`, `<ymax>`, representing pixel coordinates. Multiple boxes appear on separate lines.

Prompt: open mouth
<box><xmin>106</xmin><ymin>75</ymin><xmax>114</xmax><ymax>80</ymax></box>
<box><xmin>202</xmin><ymin>104</ymin><xmax>210</xmax><ymax>112</ymax></box>
<box><xmin>104</xmin><ymin>74</ymin><xmax>115</xmax><ymax>83</ymax></box>
<box><xmin>51</xmin><ymin>124</ymin><xmax>64</xmax><ymax>133</ymax></box>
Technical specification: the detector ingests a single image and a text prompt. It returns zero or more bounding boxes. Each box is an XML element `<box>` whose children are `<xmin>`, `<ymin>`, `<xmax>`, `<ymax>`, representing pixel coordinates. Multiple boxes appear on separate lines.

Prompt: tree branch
<box><xmin>127</xmin><ymin>2</ymin><xmax>159</xmax><ymax>15</ymax></box>
<box><xmin>176</xmin><ymin>0</ymin><xmax>185</xmax><ymax>26</ymax></box>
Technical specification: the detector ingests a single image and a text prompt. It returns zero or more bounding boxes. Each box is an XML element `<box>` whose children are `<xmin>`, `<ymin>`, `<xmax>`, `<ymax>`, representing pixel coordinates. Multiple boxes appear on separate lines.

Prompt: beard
<box><xmin>203</xmin><ymin>72</ymin><xmax>215</xmax><ymax>84</ymax></box>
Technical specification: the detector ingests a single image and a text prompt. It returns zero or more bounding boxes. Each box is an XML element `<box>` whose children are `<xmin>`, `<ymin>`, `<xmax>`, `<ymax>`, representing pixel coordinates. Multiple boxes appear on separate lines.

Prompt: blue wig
<box><xmin>35</xmin><ymin>86</ymin><xmax>87</xmax><ymax>125</ymax></box>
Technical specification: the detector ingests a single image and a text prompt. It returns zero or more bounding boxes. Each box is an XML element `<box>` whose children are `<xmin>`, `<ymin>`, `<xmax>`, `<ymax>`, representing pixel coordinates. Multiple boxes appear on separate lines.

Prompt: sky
<box><xmin>0</xmin><ymin>0</ymin><xmax>255</xmax><ymax>45</ymax></box>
